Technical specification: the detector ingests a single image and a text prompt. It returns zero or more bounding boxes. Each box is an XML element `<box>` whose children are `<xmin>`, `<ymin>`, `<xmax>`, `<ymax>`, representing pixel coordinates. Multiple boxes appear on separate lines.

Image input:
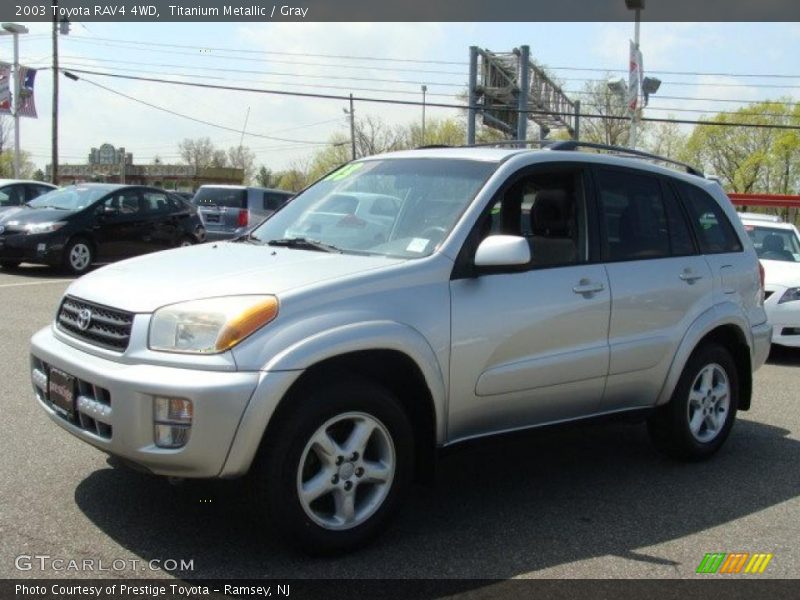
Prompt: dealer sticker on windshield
<box><xmin>406</xmin><ymin>238</ymin><xmax>430</xmax><ymax>253</ymax></box>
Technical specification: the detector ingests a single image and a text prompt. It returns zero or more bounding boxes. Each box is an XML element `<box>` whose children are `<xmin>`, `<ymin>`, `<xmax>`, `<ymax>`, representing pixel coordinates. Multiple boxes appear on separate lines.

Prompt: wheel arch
<box><xmin>658</xmin><ymin>307</ymin><xmax>753</xmax><ymax>411</ymax></box>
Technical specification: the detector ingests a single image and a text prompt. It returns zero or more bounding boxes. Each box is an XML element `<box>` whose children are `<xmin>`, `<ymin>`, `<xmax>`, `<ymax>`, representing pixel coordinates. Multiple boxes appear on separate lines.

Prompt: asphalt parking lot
<box><xmin>1</xmin><ymin>265</ymin><xmax>798</xmax><ymax>581</ymax></box>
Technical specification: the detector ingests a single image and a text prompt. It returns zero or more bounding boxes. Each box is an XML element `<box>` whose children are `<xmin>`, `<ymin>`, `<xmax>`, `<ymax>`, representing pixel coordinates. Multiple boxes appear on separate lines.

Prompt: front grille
<box><xmin>31</xmin><ymin>356</ymin><xmax>113</xmax><ymax>440</ymax></box>
<box><xmin>57</xmin><ymin>296</ymin><xmax>134</xmax><ymax>352</ymax></box>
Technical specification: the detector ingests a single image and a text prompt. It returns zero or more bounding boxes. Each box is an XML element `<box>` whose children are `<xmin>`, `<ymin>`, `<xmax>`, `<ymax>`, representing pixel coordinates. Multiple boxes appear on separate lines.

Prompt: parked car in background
<box><xmin>192</xmin><ymin>185</ymin><xmax>293</xmax><ymax>241</ymax></box>
<box><xmin>0</xmin><ymin>184</ymin><xmax>205</xmax><ymax>274</ymax></box>
<box><xmin>171</xmin><ymin>191</ymin><xmax>195</xmax><ymax>203</ymax></box>
<box><xmin>739</xmin><ymin>212</ymin><xmax>800</xmax><ymax>347</ymax></box>
<box><xmin>31</xmin><ymin>144</ymin><xmax>770</xmax><ymax>554</ymax></box>
<box><xmin>0</xmin><ymin>179</ymin><xmax>57</xmax><ymax>211</ymax></box>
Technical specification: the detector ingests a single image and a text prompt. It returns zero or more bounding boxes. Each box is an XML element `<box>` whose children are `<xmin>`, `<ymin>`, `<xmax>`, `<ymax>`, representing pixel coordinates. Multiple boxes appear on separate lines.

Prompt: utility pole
<box><xmin>466</xmin><ymin>46</ymin><xmax>478</xmax><ymax>145</ymax></box>
<box><xmin>52</xmin><ymin>2</ymin><xmax>59</xmax><ymax>184</ymax></box>
<box><xmin>347</xmin><ymin>94</ymin><xmax>356</xmax><ymax>160</ymax></box>
<box><xmin>421</xmin><ymin>85</ymin><xmax>427</xmax><ymax>145</ymax></box>
<box><xmin>626</xmin><ymin>0</ymin><xmax>644</xmax><ymax>149</ymax></box>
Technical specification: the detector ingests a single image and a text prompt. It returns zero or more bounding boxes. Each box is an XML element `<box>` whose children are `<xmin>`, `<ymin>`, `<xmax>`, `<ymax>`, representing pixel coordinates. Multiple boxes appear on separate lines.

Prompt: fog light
<box><xmin>154</xmin><ymin>424</ymin><xmax>191</xmax><ymax>449</ymax></box>
<box><xmin>154</xmin><ymin>396</ymin><xmax>192</xmax><ymax>448</ymax></box>
<box><xmin>154</xmin><ymin>396</ymin><xmax>193</xmax><ymax>423</ymax></box>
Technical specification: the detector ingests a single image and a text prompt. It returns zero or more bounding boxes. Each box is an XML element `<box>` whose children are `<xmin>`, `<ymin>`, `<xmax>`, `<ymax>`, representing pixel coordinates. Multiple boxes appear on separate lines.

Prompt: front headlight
<box><xmin>149</xmin><ymin>295</ymin><xmax>279</xmax><ymax>354</ymax></box>
<box><xmin>778</xmin><ymin>287</ymin><xmax>800</xmax><ymax>304</ymax></box>
<box><xmin>24</xmin><ymin>221</ymin><xmax>66</xmax><ymax>234</ymax></box>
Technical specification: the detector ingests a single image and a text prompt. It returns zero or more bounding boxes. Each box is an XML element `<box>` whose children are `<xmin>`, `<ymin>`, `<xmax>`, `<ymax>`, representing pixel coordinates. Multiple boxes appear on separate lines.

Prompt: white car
<box><xmin>740</xmin><ymin>213</ymin><xmax>800</xmax><ymax>348</ymax></box>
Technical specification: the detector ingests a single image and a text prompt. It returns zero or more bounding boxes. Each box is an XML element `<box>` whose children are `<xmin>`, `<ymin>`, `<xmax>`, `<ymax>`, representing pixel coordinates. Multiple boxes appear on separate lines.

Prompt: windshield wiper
<box><xmin>267</xmin><ymin>237</ymin><xmax>342</xmax><ymax>253</ymax></box>
<box><xmin>232</xmin><ymin>232</ymin><xmax>261</xmax><ymax>244</ymax></box>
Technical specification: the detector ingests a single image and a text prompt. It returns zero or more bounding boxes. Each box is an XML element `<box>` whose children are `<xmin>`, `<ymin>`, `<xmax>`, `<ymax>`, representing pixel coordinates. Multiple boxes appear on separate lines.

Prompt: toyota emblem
<box><xmin>77</xmin><ymin>308</ymin><xmax>93</xmax><ymax>331</ymax></box>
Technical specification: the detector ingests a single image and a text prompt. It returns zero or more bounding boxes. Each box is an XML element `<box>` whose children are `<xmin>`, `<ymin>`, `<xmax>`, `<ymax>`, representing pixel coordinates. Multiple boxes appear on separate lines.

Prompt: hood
<box><xmin>0</xmin><ymin>206</ymin><xmax>76</xmax><ymax>225</ymax></box>
<box><xmin>66</xmin><ymin>242</ymin><xmax>406</xmax><ymax>312</ymax></box>
<box><xmin>761</xmin><ymin>258</ymin><xmax>800</xmax><ymax>288</ymax></box>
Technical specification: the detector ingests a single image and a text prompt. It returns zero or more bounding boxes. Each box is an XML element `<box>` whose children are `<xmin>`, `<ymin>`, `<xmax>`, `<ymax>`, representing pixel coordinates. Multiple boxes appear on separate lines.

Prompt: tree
<box><xmin>641</xmin><ymin>119</ymin><xmax>689</xmax><ymax>163</ymax></box>
<box><xmin>32</xmin><ymin>168</ymin><xmax>45</xmax><ymax>181</ymax></box>
<box><xmin>256</xmin><ymin>165</ymin><xmax>277</xmax><ymax>188</ymax></box>
<box><xmin>178</xmin><ymin>137</ymin><xmax>216</xmax><ymax>170</ymax></box>
<box><xmin>576</xmin><ymin>79</ymin><xmax>641</xmax><ymax>147</ymax></box>
<box><xmin>0</xmin><ymin>150</ymin><xmax>35</xmax><ymax>178</ymax></box>
<box><xmin>683</xmin><ymin>100</ymin><xmax>800</xmax><ymax>194</ymax></box>
<box><xmin>227</xmin><ymin>145</ymin><xmax>255</xmax><ymax>183</ymax></box>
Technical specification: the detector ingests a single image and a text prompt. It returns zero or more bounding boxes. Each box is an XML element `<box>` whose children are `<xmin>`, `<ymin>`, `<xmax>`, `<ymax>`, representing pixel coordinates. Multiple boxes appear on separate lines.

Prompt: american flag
<box><xmin>17</xmin><ymin>67</ymin><xmax>37</xmax><ymax>118</ymax></box>
<box><xmin>0</xmin><ymin>62</ymin><xmax>11</xmax><ymax>115</ymax></box>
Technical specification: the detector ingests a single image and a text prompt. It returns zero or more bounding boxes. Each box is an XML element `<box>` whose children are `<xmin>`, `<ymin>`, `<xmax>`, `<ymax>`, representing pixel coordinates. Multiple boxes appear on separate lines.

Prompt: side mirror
<box><xmin>474</xmin><ymin>235</ymin><xmax>531</xmax><ymax>267</ymax></box>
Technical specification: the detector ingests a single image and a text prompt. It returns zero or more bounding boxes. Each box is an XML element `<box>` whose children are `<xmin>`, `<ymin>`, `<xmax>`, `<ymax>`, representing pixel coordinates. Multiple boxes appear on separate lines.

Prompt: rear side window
<box><xmin>194</xmin><ymin>188</ymin><xmax>247</xmax><ymax>209</ymax></box>
<box><xmin>263</xmin><ymin>192</ymin><xmax>288</xmax><ymax>211</ymax></box>
<box><xmin>596</xmin><ymin>169</ymin><xmax>671</xmax><ymax>261</ymax></box>
<box><xmin>679</xmin><ymin>184</ymin><xmax>743</xmax><ymax>254</ymax></box>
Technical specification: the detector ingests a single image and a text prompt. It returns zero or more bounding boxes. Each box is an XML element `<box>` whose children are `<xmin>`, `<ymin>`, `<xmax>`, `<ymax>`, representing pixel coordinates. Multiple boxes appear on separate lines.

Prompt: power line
<box><xmin>551</xmin><ymin>65</ymin><xmax>800</xmax><ymax>80</ymax></box>
<box><xmin>73</xmin><ymin>76</ymin><xmax>337</xmax><ymax>145</ymax></box>
<box><xmin>62</xmin><ymin>68</ymin><xmax>800</xmax><ymax>132</ymax></box>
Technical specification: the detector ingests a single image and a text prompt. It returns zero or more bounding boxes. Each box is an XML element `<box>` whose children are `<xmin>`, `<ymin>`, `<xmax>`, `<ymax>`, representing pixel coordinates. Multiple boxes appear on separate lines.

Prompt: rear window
<box><xmin>193</xmin><ymin>188</ymin><xmax>247</xmax><ymax>209</ymax></box>
<box><xmin>679</xmin><ymin>183</ymin><xmax>743</xmax><ymax>254</ymax></box>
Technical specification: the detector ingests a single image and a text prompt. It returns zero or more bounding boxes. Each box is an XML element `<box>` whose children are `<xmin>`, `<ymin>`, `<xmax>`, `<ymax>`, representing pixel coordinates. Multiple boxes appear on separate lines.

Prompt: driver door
<box><xmin>448</xmin><ymin>165</ymin><xmax>611</xmax><ymax>442</ymax></box>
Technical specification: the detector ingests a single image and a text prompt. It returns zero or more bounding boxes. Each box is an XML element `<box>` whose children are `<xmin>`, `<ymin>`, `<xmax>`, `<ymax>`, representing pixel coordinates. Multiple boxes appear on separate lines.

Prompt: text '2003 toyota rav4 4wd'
<box><xmin>31</xmin><ymin>142</ymin><xmax>771</xmax><ymax>554</ymax></box>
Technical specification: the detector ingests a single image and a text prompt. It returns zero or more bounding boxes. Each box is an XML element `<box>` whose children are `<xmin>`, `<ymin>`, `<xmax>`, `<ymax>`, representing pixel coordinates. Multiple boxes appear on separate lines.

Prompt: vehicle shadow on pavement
<box><xmin>767</xmin><ymin>345</ymin><xmax>800</xmax><ymax>367</ymax></box>
<box><xmin>74</xmin><ymin>418</ymin><xmax>800</xmax><ymax>579</ymax></box>
<box><xmin>0</xmin><ymin>265</ymin><xmax>76</xmax><ymax>280</ymax></box>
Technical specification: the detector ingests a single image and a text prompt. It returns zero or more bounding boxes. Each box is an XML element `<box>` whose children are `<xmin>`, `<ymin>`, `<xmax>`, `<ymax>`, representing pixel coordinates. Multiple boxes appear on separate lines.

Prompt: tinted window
<box><xmin>193</xmin><ymin>188</ymin><xmax>247</xmax><ymax>209</ymax></box>
<box><xmin>0</xmin><ymin>185</ymin><xmax>24</xmax><ymax>207</ymax></box>
<box><xmin>142</xmin><ymin>191</ymin><xmax>170</xmax><ymax>213</ymax></box>
<box><xmin>479</xmin><ymin>169</ymin><xmax>587</xmax><ymax>268</ymax></box>
<box><xmin>663</xmin><ymin>184</ymin><xmax>695</xmax><ymax>256</ymax></box>
<box><xmin>263</xmin><ymin>192</ymin><xmax>288</xmax><ymax>211</ymax></box>
<box><xmin>102</xmin><ymin>190</ymin><xmax>141</xmax><ymax>214</ymax></box>
<box><xmin>680</xmin><ymin>183</ymin><xmax>742</xmax><ymax>254</ymax></box>
<box><xmin>596</xmin><ymin>169</ymin><xmax>670</xmax><ymax>261</ymax></box>
<box><xmin>26</xmin><ymin>184</ymin><xmax>54</xmax><ymax>201</ymax></box>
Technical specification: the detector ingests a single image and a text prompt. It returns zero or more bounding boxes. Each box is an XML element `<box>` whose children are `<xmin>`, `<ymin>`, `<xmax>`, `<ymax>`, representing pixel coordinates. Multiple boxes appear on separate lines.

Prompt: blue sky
<box><xmin>1</xmin><ymin>21</ymin><xmax>799</xmax><ymax>172</ymax></box>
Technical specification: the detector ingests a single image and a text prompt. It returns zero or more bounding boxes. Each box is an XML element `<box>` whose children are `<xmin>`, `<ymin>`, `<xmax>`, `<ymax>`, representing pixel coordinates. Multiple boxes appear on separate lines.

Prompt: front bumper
<box><xmin>764</xmin><ymin>298</ymin><xmax>800</xmax><ymax>348</ymax></box>
<box><xmin>31</xmin><ymin>326</ymin><xmax>267</xmax><ymax>478</ymax></box>
<box><xmin>0</xmin><ymin>231</ymin><xmax>65</xmax><ymax>265</ymax></box>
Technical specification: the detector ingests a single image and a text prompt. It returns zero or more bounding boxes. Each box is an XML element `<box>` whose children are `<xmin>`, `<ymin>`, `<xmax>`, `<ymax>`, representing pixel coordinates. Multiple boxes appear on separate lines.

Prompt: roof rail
<box><xmin>547</xmin><ymin>140</ymin><xmax>704</xmax><ymax>177</ymax></box>
<box><xmin>465</xmin><ymin>139</ymin><xmax>555</xmax><ymax>148</ymax></box>
<box><xmin>415</xmin><ymin>144</ymin><xmax>453</xmax><ymax>149</ymax></box>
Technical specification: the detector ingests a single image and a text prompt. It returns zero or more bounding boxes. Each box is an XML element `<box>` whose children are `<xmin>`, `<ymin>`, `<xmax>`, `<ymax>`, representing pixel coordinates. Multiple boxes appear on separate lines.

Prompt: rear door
<box><xmin>93</xmin><ymin>189</ymin><xmax>147</xmax><ymax>261</ymax></box>
<box><xmin>448</xmin><ymin>164</ymin><xmax>611</xmax><ymax>442</ymax></box>
<box><xmin>595</xmin><ymin>167</ymin><xmax>713</xmax><ymax>411</ymax></box>
<box><xmin>193</xmin><ymin>187</ymin><xmax>247</xmax><ymax>236</ymax></box>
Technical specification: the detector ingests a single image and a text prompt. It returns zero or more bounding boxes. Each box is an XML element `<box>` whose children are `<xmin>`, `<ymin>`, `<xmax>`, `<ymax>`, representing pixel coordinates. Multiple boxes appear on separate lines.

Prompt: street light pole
<box><xmin>421</xmin><ymin>85</ymin><xmax>427</xmax><ymax>145</ymax></box>
<box><xmin>625</xmin><ymin>0</ymin><xmax>644</xmax><ymax>149</ymax></box>
<box><xmin>2</xmin><ymin>23</ymin><xmax>29</xmax><ymax>177</ymax></box>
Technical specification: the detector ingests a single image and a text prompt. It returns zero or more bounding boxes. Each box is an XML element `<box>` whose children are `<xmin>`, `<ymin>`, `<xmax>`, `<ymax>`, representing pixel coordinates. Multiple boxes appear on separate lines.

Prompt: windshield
<box><xmin>249</xmin><ymin>158</ymin><xmax>497</xmax><ymax>257</ymax></box>
<box><xmin>745</xmin><ymin>225</ymin><xmax>800</xmax><ymax>262</ymax></box>
<box><xmin>27</xmin><ymin>186</ymin><xmax>110</xmax><ymax>211</ymax></box>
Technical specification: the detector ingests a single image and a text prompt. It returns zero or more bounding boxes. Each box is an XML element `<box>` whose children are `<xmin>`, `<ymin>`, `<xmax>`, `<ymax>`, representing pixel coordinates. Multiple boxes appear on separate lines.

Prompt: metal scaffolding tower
<box><xmin>467</xmin><ymin>45</ymin><xmax>580</xmax><ymax>144</ymax></box>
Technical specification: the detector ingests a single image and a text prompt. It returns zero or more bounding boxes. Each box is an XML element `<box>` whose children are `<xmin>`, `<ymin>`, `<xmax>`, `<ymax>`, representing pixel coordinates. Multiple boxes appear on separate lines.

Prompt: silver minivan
<box><xmin>31</xmin><ymin>143</ymin><xmax>771</xmax><ymax>554</ymax></box>
<box><xmin>192</xmin><ymin>185</ymin><xmax>293</xmax><ymax>241</ymax></box>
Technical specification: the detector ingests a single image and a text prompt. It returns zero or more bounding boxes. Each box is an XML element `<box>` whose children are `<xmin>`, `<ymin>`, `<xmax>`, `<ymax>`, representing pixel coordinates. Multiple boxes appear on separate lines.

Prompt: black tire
<box><xmin>178</xmin><ymin>236</ymin><xmax>195</xmax><ymax>248</ymax></box>
<box><xmin>0</xmin><ymin>260</ymin><xmax>21</xmax><ymax>269</ymax></box>
<box><xmin>648</xmin><ymin>343</ymin><xmax>739</xmax><ymax>461</ymax></box>
<box><xmin>62</xmin><ymin>237</ymin><xmax>94</xmax><ymax>275</ymax></box>
<box><xmin>254</xmin><ymin>378</ymin><xmax>414</xmax><ymax>555</ymax></box>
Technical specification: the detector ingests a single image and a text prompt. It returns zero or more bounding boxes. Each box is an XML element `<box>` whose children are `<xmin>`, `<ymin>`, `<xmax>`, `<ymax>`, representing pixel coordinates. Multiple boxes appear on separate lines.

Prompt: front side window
<box><xmin>249</xmin><ymin>158</ymin><xmax>497</xmax><ymax>257</ymax></box>
<box><xmin>477</xmin><ymin>169</ymin><xmax>587</xmax><ymax>268</ymax></box>
<box><xmin>680</xmin><ymin>183</ymin><xmax>743</xmax><ymax>254</ymax></box>
<box><xmin>0</xmin><ymin>185</ymin><xmax>23</xmax><ymax>207</ymax></box>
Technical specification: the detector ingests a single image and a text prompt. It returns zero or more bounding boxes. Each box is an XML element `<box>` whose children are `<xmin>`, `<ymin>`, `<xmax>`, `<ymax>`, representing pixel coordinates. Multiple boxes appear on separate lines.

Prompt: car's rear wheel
<box><xmin>648</xmin><ymin>343</ymin><xmax>738</xmax><ymax>461</ymax></box>
<box><xmin>255</xmin><ymin>378</ymin><xmax>413</xmax><ymax>554</ymax></box>
<box><xmin>62</xmin><ymin>238</ymin><xmax>94</xmax><ymax>275</ymax></box>
<box><xmin>0</xmin><ymin>260</ymin><xmax>21</xmax><ymax>269</ymax></box>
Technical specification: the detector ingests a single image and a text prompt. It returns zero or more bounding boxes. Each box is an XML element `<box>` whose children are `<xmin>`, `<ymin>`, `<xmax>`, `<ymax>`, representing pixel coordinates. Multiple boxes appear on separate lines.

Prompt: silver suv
<box><xmin>192</xmin><ymin>185</ymin><xmax>293</xmax><ymax>241</ymax></box>
<box><xmin>30</xmin><ymin>143</ymin><xmax>771</xmax><ymax>554</ymax></box>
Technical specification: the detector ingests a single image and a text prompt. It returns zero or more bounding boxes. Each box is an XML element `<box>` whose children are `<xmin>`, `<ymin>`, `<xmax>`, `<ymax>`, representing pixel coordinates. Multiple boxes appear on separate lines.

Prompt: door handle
<box><xmin>573</xmin><ymin>280</ymin><xmax>605</xmax><ymax>295</ymax></box>
<box><xmin>679</xmin><ymin>270</ymin><xmax>703</xmax><ymax>283</ymax></box>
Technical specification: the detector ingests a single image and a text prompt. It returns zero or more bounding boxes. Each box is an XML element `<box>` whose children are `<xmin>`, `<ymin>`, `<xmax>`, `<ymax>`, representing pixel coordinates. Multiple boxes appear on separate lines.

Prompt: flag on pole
<box><xmin>0</xmin><ymin>62</ymin><xmax>11</xmax><ymax>115</ymax></box>
<box><xmin>628</xmin><ymin>40</ymin><xmax>643</xmax><ymax>113</ymax></box>
<box><xmin>17</xmin><ymin>66</ymin><xmax>37</xmax><ymax>118</ymax></box>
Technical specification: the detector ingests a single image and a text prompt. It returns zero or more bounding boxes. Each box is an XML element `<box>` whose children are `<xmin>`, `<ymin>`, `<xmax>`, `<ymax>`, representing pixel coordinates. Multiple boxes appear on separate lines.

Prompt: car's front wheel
<box><xmin>62</xmin><ymin>237</ymin><xmax>94</xmax><ymax>275</ymax></box>
<box><xmin>648</xmin><ymin>343</ymin><xmax>739</xmax><ymax>461</ymax></box>
<box><xmin>256</xmin><ymin>378</ymin><xmax>413</xmax><ymax>554</ymax></box>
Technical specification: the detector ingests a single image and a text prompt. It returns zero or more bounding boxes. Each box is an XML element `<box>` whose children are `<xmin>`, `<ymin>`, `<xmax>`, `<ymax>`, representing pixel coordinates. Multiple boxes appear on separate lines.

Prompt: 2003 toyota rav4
<box><xmin>31</xmin><ymin>142</ymin><xmax>771</xmax><ymax>553</ymax></box>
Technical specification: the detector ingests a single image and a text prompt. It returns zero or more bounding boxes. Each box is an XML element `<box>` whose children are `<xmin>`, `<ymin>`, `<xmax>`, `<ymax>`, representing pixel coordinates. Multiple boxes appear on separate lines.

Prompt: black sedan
<box><xmin>0</xmin><ymin>184</ymin><xmax>206</xmax><ymax>274</ymax></box>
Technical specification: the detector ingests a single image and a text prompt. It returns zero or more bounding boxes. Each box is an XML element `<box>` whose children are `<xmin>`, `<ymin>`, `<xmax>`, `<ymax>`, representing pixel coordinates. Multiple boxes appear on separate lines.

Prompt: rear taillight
<box><xmin>237</xmin><ymin>209</ymin><xmax>249</xmax><ymax>228</ymax></box>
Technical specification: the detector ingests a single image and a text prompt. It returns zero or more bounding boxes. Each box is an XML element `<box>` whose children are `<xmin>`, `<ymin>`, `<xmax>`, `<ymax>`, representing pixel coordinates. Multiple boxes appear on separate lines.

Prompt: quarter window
<box><xmin>680</xmin><ymin>184</ymin><xmax>743</xmax><ymax>254</ymax></box>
